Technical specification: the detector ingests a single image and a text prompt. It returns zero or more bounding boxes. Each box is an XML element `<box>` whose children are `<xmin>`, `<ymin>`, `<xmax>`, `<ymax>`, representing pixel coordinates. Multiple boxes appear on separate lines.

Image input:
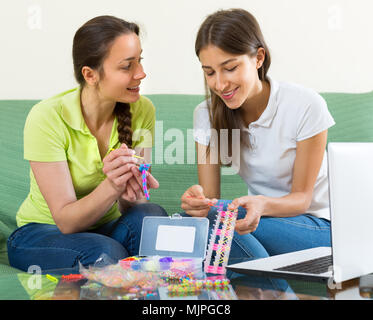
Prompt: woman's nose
<box><xmin>215</xmin><ymin>74</ymin><xmax>228</xmax><ymax>92</ymax></box>
<box><xmin>134</xmin><ymin>64</ymin><xmax>146</xmax><ymax>80</ymax></box>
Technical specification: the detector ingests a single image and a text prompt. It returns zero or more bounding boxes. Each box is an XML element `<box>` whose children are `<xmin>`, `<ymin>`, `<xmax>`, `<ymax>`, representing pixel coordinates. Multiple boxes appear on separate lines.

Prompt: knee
<box><xmin>146</xmin><ymin>203</ymin><xmax>169</xmax><ymax>217</ymax></box>
<box><xmin>128</xmin><ymin>202</ymin><xmax>169</xmax><ymax>218</ymax></box>
<box><xmin>79</xmin><ymin>236</ymin><xmax>129</xmax><ymax>267</ymax></box>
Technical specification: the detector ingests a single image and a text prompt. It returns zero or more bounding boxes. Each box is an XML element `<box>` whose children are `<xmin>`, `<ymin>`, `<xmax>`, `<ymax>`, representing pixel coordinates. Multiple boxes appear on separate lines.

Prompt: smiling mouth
<box><xmin>127</xmin><ymin>86</ymin><xmax>140</xmax><ymax>92</ymax></box>
<box><xmin>221</xmin><ymin>87</ymin><xmax>239</xmax><ymax>100</ymax></box>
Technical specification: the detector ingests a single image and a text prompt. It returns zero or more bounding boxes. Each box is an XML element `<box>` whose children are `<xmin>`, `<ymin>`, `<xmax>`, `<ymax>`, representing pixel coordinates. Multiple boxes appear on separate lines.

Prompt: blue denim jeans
<box><xmin>7</xmin><ymin>203</ymin><xmax>168</xmax><ymax>273</ymax></box>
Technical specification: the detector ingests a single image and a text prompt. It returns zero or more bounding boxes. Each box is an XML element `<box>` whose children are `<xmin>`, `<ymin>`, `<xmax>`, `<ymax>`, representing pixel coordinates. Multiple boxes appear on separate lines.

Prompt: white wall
<box><xmin>0</xmin><ymin>0</ymin><xmax>372</xmax><ymax>99</ymax></box>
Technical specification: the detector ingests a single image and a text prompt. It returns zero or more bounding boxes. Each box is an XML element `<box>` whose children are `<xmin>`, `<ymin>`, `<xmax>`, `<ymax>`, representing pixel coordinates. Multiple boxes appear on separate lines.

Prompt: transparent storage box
<box><xmin>138</xmin><ymin>213</ymin><xmax>209</xmax><ymax>268</ymax></box>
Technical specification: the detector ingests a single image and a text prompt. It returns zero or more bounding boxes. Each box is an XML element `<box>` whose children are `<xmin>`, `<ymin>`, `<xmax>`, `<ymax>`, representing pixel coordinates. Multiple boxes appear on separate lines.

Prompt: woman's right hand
<box><xmin>102</xmin><ymin>144</ymin><xmax>139</xmax><ymax>195</ymax></box>
<box><xmin>181</xmin><ymin>185</ymin><xmax>218</xmax><ymax>217</ymax></box>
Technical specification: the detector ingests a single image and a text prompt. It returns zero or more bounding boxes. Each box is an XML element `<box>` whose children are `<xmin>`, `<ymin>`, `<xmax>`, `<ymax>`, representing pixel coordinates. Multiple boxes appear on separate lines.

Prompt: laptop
<box><xmin>226</xmin><ymin>142</ymin><xmax>373</xmax><ymax>283</ymax></box>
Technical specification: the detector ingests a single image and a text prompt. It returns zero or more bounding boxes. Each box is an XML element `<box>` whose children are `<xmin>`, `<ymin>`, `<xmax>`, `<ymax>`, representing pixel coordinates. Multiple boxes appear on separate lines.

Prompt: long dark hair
<box><xmin>72</xmin><ymin>15</ymin><xmax>139</xmax><ymax>147</ymax></box>
<box><xmin>195</xmin><ymin>9</ymin><xmax>271</xmax><ymax>161</ymax></box>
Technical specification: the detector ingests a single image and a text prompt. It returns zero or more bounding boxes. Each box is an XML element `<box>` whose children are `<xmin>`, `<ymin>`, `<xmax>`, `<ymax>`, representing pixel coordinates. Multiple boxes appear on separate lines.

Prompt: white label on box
<box><xmin>155</xmin><ymin>225</ymin><xmax>196</xmax><ymax>253</ymax></box>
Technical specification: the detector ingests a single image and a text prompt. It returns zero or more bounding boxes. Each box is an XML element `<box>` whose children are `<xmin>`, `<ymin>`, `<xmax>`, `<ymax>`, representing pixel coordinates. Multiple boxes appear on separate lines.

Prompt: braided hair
<box><xmin>114</xmin><ymin>102</ymin><xmax>132</xmax><ymax>146</ymax></box>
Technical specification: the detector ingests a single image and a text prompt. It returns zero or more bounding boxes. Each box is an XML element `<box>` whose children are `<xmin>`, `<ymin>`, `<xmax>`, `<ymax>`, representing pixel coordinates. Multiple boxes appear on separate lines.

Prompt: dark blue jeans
<box><xmin>7</xmin><ymin>203</ymin><xmax>168</xmax><ymax>273</ymax></box>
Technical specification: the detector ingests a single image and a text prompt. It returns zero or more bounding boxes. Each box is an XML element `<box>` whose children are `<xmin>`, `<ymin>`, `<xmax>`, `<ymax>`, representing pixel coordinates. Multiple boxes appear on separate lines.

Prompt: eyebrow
<box><xmin>202</xmin><ymin>58</ymin><xmax>237</xmax><ymax>69</ymax></box>
<box><xmin>118</xmin><ymin>50</ymin><xmax>143</xmax><ymax>64</ymax></box>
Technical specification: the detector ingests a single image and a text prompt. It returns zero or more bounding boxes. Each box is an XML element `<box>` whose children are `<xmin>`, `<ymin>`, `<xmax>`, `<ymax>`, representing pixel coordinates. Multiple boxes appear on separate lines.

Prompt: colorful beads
<box><xmin>167</xmin><ymin>277</ymin><xmax>230</xmax><ymax>297</ymax></box>
<box><xmin>119</xmin><ymin>256</ymin><xmax>198</xmax><ymax>273</ymax></box>
<box><xmin>180</xmin><ymin>277</ymin><xmax>230</xmax><ymax>289</ymax></box>
<box><xmin>160</xmin><ymin>269</ymin><xmax>195</xmax><ymax>283</ymax></box>
<box><xmin>167</xmin><ymin>284</ymin><xmax>201</xmax><ymax>296</ymax></box>
<box><xmin>80</xmin><ymin>262</ymin><xmax>160</xmax><ymax>289</ymax></box>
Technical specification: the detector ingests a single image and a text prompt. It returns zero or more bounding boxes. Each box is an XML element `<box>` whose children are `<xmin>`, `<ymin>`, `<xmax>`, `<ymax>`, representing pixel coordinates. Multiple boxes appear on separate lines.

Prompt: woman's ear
<box><xmin>81</xmin><ymin>66</ymin><xmax>99</xmax><ymax>86</ymax></box>
<box><xmin>256</xmin><ymin>47</ymin><xmax>266</xmax><ymax>69</ymax></box>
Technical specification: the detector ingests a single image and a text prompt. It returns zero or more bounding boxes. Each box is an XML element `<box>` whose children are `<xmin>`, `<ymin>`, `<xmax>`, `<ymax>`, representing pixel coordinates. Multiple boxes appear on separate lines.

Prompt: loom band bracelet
<box><xmin>138</xmin><ymin>164</ymin><xmax>151</xmax><ymax>199</ymax></box>
<box><xmin>61</xmin><ymin>274</ymin><xmax>85</xmax><ymax>281</ymax></box>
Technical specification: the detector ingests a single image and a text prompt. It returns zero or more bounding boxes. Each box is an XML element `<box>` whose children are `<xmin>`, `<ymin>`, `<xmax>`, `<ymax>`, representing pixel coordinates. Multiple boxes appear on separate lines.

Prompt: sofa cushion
<box><xmin>0</xmin><ymin>101</ymin><xmax>34</xmax><ymax>267</ymax></box>
<box><xmin>321</xmin><ymin>91</ymin><xmax>373</xmax><ymax>142</ymax></box>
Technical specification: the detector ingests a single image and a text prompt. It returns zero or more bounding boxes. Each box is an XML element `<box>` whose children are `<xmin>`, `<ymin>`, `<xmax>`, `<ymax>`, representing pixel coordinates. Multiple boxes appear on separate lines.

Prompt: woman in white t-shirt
<box><xmin>181</xmin><ymin>9</ymin><xmax>335</xmax><ymax>266</ymax></box>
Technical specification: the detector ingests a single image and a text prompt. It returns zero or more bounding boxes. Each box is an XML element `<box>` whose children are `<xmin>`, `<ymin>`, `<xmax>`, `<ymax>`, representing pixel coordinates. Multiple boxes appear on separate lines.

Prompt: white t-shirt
<box><xmin>193</xmin><ymin>77</ymin><xmax>335</xmax><ymax>220</ymax></box>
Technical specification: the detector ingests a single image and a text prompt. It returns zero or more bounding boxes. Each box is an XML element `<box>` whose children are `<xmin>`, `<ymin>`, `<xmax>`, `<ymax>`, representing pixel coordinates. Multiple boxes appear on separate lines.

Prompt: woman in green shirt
<box><xmin>7</xmin><ymin>16</ymin><xmax>167</xmax><ymax>273</ymax></box>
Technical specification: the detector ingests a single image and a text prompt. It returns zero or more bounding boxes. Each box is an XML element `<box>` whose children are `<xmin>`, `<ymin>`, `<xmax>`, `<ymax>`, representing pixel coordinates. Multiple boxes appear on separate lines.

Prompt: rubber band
<box><xmin>138</xmin><ymin>163</ymin><xmax>151</xmax><ymax>200</ymax></box>
<box><xmin>61</xmin><ymin>274</ymin><xmax>85</xmax><ymax>282</ymax></box>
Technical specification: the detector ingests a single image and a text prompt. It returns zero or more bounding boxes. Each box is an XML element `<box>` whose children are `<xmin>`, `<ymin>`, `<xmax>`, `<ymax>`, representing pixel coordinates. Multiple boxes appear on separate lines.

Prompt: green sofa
<box><xmin>0</xmin><ymin>91</ymin><xmax>372</xmax><ymax>296</ymax></box>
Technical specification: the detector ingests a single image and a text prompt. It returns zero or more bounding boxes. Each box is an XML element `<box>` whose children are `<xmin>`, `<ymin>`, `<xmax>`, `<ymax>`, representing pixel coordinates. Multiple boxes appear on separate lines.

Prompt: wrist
<box><xmin>257</xmin><ymin>195</ymin><xmax>270</xmax><ymax>217</ymax></box>
<box><xmin>103</xmin><ymin>178</ymin><xmax>123</xmax><ymax>200</ymax></box>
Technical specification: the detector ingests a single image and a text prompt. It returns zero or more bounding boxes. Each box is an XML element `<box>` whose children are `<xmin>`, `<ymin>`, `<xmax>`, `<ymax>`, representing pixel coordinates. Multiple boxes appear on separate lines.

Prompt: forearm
<box><xmin>202</xmin><ymin>186</ymin><xmax>220</xmax><ymax>200</ymax></box>
<box><xmin>261</xmin><ymin>192</ymin><xmax>312</xmax><ymax>218</ymax></box>
<box><xmin>198</xmin><ymin>165</ymin><xmax>221</xmax><ymax>199</ymax></box>
<box><xmin>55</xmin><ymin>178</ymin><xmax>120</xmax><ymax>234</ymax></box>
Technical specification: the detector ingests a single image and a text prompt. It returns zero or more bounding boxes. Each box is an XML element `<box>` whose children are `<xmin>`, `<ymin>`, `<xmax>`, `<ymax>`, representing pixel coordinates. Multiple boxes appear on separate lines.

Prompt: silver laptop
<box><xmin>226</xmin><ymin>143</ymin><xmax>373</xmax><ymax>283</ymax></box>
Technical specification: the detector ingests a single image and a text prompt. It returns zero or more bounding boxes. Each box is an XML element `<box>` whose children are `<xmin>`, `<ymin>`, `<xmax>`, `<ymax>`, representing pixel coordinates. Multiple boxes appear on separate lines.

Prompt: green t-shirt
<box><xmin>16</xmin><ymin>87</ymin><xmax>155</xmax><ymax>228</ymax></box>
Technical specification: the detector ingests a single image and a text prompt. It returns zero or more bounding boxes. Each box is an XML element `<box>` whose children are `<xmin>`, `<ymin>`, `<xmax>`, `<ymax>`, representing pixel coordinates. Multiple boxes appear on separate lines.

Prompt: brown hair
<box><xmin>195</xmin><ymin>9</ymin><xmax>271</xmax><ymax>162</ymax></box>
<box><xmin>72</xmin><ymin>15</ymin><xmax>139</xmax><ymax>147</ymax></box>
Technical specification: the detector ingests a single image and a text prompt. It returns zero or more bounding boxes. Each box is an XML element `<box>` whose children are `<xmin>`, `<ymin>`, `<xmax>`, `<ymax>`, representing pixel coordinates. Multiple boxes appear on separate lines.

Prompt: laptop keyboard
<box><xmin>275</xmin><ymin>255</ymin><xmax>333</xmax><ymax>274</ymax></box>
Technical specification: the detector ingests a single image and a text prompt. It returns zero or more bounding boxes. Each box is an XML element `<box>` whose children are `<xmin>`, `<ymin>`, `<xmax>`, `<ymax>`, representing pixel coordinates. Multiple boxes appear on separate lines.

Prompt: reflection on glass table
<box><xmin>1</xmin><ymin>266</ymin><xmax>368</xmax><ymax>300</ymax></box>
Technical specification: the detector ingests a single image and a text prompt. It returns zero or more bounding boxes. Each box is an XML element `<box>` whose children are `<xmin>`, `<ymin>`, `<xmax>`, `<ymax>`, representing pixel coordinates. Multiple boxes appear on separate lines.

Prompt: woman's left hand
<box><xmin>230</xmin><ymin>195</ymin><xmax>266</xmax><ymax>235</ymax></box>
<box><xmin>120</xmin><ymin>165</ymin><xmax>159</xmax><ymax>202</ymax></box>
<box><xmin>120</xmin><ymin>175</ymin><xmax>145</xmax><ymax>202</ymax></box>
